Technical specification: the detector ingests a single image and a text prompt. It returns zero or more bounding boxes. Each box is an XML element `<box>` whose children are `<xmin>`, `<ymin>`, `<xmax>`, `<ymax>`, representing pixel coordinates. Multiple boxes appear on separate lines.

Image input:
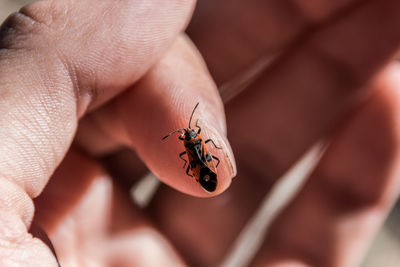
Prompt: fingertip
<box><xmin>114</xmin><ymin>35</ymin><xmax>236</xmax><ymax>197</ymax></box>
<box><xmin>150</xmin><ymin>102</ymin><xmax>235</xmax><ymax>197</ymax></box>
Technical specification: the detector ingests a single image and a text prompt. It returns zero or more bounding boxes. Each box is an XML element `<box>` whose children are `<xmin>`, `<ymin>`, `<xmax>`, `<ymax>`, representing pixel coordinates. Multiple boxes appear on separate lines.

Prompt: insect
<box><xmin>162</xmin><ymin>103</ymin><xmax>222</xmax><ymax>192</ymax></box>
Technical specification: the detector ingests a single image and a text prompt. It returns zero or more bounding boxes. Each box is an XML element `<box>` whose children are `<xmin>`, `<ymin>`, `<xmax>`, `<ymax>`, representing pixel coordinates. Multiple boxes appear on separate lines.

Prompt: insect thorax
<box><xmin>184</xmin><ymin>138</ymin><xmax>202</xmax><ymax>148</ymax></box>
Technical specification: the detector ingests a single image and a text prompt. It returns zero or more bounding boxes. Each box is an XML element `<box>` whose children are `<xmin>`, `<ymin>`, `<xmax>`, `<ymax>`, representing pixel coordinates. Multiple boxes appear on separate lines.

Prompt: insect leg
<box><xmin>205</xmin><ymin>139</ymin><xmax>222</xmax><ymax>149</ymax></box>
<box><xmin>196</xmin><ymin>119</ymin><xmax>201</xmax><ymax>134</ymax></box>
<box><xmin>186</xmin><ymin>165</ymin><xmax>193</xmax><ymax>177</ymax></box>
<box><xmin>162</xmin><ymin>128</ymin><xmax>185</xmax><ymax>140</ymax></box>
<box><xmin>179</xmin><ymin>136</ymin><xmax>185</xmax><ymax>141</ymax></box>
<box><xmin>212</xmin><ymin>155</ymin><xmax>220</xmax><ymax>168</ymax></box>
<box><xmin>179</xmin><ymin>151</ymin><xmax>187</xmax><ymax>168</ymax></box>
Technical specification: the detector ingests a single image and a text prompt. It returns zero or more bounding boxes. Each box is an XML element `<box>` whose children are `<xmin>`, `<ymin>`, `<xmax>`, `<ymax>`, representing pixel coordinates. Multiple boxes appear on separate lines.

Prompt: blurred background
<box><xmin>1</xmin><ymin>1</ymin><xmax>399</xmax><ymax>266</ymax></box>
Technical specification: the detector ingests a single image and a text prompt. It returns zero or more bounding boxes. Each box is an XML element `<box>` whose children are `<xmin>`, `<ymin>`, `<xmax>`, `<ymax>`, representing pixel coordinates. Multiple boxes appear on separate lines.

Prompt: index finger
<box><xmin>81</xmin><ymin>35</ymin><xmax>236</xmax><ymax>196</ymax></box>
<box><xmin>0</xmin><ymin>0</ymin><xmax>195</xmax><ymax>198</ymax></box>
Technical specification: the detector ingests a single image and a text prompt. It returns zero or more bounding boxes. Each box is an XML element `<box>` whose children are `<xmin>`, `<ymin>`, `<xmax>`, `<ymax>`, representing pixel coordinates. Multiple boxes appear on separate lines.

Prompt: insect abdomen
<box><xmin>198</xmin><ymin>166</ymin><xmax>217</xmax><ymax>192</ymax></box>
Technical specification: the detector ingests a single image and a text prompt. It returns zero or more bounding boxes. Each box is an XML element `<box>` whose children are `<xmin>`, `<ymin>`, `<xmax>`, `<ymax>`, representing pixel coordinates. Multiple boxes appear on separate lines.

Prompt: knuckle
<box><xmin>19</xmin><ymin>0</ymin><xmax>58</xmax><ymax>27</ymax></box>
<box><xmin>0</xmin><ymin>1</ymin><xmax>69</xmax><ymax>52</ymax></box>
<box><xmin>19</xmin><ymin>1</ymin><xmax>74</xmax><ymax>33</ymax></box>
<box><xmin>0</xmin><ymin>11</ymin><xmax>45</xmax><ymax>51</ymax></box>
<box><xmin>0</xmin><ymin>12</ymin><xmax>51</xmax><ymax>52</ymax></box>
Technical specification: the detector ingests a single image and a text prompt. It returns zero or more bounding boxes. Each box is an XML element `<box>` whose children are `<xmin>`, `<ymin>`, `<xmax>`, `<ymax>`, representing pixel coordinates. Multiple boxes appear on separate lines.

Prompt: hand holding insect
<box><xmin>0</xmin><ymin>0</ymin><xmax>237</xmax><ymax>264</ymax></box>
<box><xmin>2</xmin><ymin>0</ymin><xmax>399</xmax><ymax>266</ymax></box>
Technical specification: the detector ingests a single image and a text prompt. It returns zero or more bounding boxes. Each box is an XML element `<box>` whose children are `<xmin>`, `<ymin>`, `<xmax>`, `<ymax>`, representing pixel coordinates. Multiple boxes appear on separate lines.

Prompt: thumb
<box><xmin>0</xmin><ymin>0</ymin><xmax>195</xmax><ymax>263</ymax></box>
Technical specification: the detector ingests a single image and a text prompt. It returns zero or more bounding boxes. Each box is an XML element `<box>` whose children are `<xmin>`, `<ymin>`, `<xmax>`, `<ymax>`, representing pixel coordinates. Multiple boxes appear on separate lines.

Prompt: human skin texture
<box><xmin>0</xmin><ymin>0</ymin><xmax>400</xmax><ymax>266</ymax></box>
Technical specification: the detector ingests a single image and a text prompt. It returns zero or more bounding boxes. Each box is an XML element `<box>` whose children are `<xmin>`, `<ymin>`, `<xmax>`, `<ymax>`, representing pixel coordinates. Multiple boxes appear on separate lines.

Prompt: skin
<box><xmin>0</xmin><ymin>0</ymin><xmax>400</xmax><ymax>266</ymax></box>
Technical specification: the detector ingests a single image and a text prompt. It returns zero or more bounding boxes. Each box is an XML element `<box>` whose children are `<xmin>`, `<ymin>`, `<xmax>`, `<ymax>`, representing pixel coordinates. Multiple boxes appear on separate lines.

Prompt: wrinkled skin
<box><xmin>0</xmin><ymin>0</ymin><xmax>400</xmax><ymax>266</ymax></box>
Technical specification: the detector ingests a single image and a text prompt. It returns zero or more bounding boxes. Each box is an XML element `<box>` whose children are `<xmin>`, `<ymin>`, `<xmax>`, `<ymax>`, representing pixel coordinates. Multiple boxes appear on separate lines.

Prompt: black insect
<box><xmin>162</xmin><ymin>103</ymin><xmax>222</xmax><ymax>192</ymax></box>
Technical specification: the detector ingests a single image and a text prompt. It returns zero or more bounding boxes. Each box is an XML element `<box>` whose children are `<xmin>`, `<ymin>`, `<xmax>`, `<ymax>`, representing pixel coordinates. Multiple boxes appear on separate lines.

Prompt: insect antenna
<box><xmin>162</xmin><ymin>128</ymin><xmax>186</xmax><ymax>140</ymax></box>
<box><xmin>188</xmin><ymin>102</ymin><xmax>199</xmax><ymax>129</ymax></box>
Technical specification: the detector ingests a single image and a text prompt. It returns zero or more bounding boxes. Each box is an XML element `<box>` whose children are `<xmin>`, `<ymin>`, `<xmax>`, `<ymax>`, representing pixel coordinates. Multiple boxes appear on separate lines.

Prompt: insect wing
<box><xmin>198</xmin><ymin>165</ymin><xmax>217</xmax><ymax>192</ymax></box>
<box><xmin>202</xmin><ymin>146</ymin><xmax>217</xmax><ymax>173</ymax></box>
<box><xmin>193</xmin><ymin>144</ymin><xmax>203</xmax><ymax>162</ymax></box>
<box><xmin>198</xmin><ymin>145</ymin><xmax>218</xmax><ymax>193</ymax></box>
<box><xmin>185</xmin><ymin>147</ymin><xmax>218</xmax><ymax>193</ymax></box>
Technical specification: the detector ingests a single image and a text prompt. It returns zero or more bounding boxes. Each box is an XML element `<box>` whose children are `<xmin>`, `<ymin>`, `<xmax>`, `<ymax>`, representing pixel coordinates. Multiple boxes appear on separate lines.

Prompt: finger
<box><xmin>143</xmin><ymin>1</ymin><xmax>400</xmax><ymax>264</ymax></box>
<box><xmin>147</xmin><ymin>174</ymin><xmax>268</xmax><ymax>266</ymax></box>
<box><xmin>146</xmin><ymin>64</ymin><xmax>400</xmax><ymax>267</ymax></box>
<box><xmin>75</xmin><ymin>114</ymin><xmax>149</xmax><ymax>186</ymax></box>
<box><xmin>0</xmin><ymin>0</ymin><xmax>195</xmax><ymax>198</ymax></box>
<box><xmin>34</xmin><ymin>148</ymin><xmax>185</xmax><ymax>266</ymax></box>
<box><xmin>75</xmin><ymin>35</ymin><xmax>236</xmax><ymax>196</ymax></box>
<box><xmin>252</xmin><ymin>65</ymin><xmax>400</xmax><ymax>267</ymax></box>
<box><xmin>0</xmin><ymin>180</ymin><xmax>57</xmax><ymax>265</ymax></box>
<box><xmin>227</xmin><ymin>0</ymin><xmax>400</xmax><ymax>184</ymax></box>
<box><xmin>0</xmin><ymin>0</ymin><xmax>194</xmax><ymax>263</ymax></box>
<box><xmin>188</xmin><ymin>0</ymin><xmax>364</xmax><ymax>84</ymax></box>
<box><xmin>101</xmin><ymin>148</ymin><xmax>149</xmax><ymax>187</ymax></box>
<box><xmin>75</xmin><ymin>113</ymin><xmax>124</xmax><ymax>156</ymax></box>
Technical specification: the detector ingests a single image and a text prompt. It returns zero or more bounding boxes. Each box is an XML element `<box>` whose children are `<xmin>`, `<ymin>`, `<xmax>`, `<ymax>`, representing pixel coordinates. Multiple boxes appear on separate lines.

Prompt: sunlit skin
<box><xmin>0</xmin><ymin>0</ymin><xmax>400</xmax><ymax>266</ymax></box>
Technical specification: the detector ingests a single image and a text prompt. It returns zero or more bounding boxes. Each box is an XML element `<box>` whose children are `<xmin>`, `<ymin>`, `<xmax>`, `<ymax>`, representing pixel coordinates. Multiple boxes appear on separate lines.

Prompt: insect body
<box><xmin>162</xmin><ymin>103</ymin><xmax>222</xmax><ymax>192</ymax></box>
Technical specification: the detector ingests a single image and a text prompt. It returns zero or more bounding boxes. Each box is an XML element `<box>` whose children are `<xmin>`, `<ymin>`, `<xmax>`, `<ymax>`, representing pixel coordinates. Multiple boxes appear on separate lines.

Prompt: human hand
<box><xmin>2</xmin><ymin>0</ymin><xmax>400</xmax><ymax>266</ymax></box>
<box><xmin>147</xmin><ymin>0</ymin><xmax>400</xmax><ymax>266</ymax></box>
<box><xmin>0</xmin><ymin>0</ymin><xmax>236</xmax><ymax>265</ymax></box>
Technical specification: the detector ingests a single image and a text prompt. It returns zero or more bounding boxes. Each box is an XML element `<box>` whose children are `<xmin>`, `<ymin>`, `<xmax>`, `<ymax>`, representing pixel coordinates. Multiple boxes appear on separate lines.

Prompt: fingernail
<box><xmin>220</xmin><ymin>134</ymin><xmax>237</xmax><ymax>178</ymax></box>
